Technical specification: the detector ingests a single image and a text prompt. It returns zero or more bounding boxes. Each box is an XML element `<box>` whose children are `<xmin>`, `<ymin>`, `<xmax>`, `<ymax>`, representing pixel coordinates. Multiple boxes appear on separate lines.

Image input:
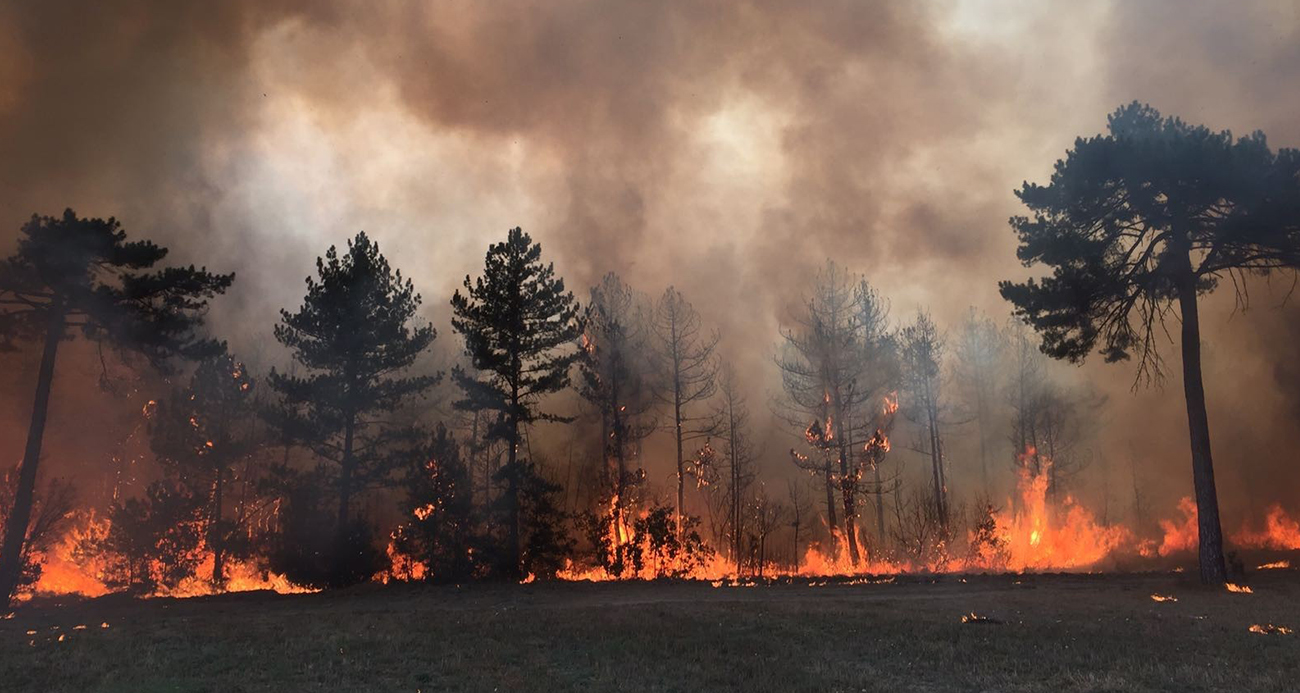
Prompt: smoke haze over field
<box><xmin>2</xmin><ymin>0</ymin><xmax>1300</xmax><ymax>526</ymax></box>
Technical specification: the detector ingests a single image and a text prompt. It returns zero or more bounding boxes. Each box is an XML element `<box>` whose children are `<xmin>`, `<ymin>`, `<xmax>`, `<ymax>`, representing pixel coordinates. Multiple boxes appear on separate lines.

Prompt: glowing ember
<box><xmin>1248</xmin><ymin>623</ymin><xmax>1293</xmax><ymax>635</ymax></box>
<box><xmin>1225</xmin><ymin>583</ymin><xmax>1253</xmax><ymax>594</ymax></box>
<box><xmin>1256</xmin><ymin>560</ymin><xmax>1291</xmax><ymax>570</ymax></box>
<box><xmin>960</xmin><ymin>612</ymin><xmax>1000</xmax><ymax>624</ymax></box>
<box><xmin>1149</xmin><ymin>593</ymin><xmax>1177</xmax><ymax>602</ymax></box>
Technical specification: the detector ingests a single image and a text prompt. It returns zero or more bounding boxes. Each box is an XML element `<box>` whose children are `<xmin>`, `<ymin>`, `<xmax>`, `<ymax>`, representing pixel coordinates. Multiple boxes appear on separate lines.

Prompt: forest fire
<box><xmin>23</xmin><ymin>512</ymin><xmax>311</xmax><ymax>600</ymax></box>
<box><xmin>20</xmin><ymin>450</ymin><xmax>1300</xmax><ymax>596</ymax></box>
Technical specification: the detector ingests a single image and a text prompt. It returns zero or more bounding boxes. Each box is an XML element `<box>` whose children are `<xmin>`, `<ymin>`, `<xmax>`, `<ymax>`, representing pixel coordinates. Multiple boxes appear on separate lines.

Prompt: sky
<box><xmin>2</xmin><ymin>0</ymin><xmax>1299</xmax><ymax>524</ymax></box>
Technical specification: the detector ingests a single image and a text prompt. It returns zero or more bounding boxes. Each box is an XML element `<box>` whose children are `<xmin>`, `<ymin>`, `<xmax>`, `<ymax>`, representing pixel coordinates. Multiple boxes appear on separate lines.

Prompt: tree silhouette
<box><xmin>150</xmin><ymin>352</ymin><xmax>264</xmax><ymax>588</ymax></box>
<box><xmin>269</xmin><ymin>231</ymin><xmax>438</xmax><ymax>585</ymax></box>
<box><xmin>900</xmin><ymin>310</ymin><xmax>950</xmax><ymax>530</ymax></box>
<box><xmin>1000</xmin><ymin>102</ymin><xmax>1300</xmax><ymax>585</ymax></box>
<box><xmin>450</xmin><ymin>227</ymin><xmax>580</xmax><ymax>578</ymax></box>
<box><xmin>650</xmin><ymin>287</ymin><xmax>720</xmax><ymax>539</ymax></box>
<box><xmin>393</xmin><ymin>423</ymin><xmax>483</xmax><ymax>582</ymax></box>
<box><xmin>0</xmin><ymin>209</ymin><xmax>232</xmax><ymax>605</ymax></box>
<box><xmin>579</xmin><ymin>272</ymin><xmax>656</xmax><ymax>571</ymax></box>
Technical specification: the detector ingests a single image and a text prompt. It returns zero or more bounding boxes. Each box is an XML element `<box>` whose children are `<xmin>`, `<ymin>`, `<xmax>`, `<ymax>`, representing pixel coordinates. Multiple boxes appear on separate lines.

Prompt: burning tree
<box><xmin>650</xmin><ymin>286</ymin><xmax>720</xmax><ymax>539</ymax></box>
<box><xmin>1000</xmin><ymin>102</ymin><xmax>1300</xmax><ymax>584</ymax></box>
<box><xmin>777</xmin><ymin>263</ymin><xmax>896</xmax><ymax>567</ymax></box>
<box><xmin>149</xmin><ymin>352</ymin><xmax>266</xmax><ymax>588</ymax></box>
<box><xmin>578</xmin><ymin>273</ymin><xmax>657</xmax><ymax>574</ymax></box>
<box><xmin>0</xmin><ymin>210</ymin><xmax>232</xmax><ymax>606</ymax></box>
<box><xmin>392</xmin><ymin>424</ymin><xmax>485</xmax><ymax>582</ymax></box>
<box><xmin>451</xmin><ymin>227</ymin><xmax>581</xmax><ymax>579</ymax></box>
<box><xmin>0</xmin><ymin>469</ymin><xmax>75</xmax><ymax>599</ymax></box>
<box><xmin>269</xmin><ymin>231</ymin><xmax>439</xmax><ymax>587</ymax></box>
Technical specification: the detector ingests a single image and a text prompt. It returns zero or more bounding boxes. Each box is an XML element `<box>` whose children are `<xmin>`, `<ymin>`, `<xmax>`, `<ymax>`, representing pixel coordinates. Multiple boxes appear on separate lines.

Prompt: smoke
<box><xmin>2</xmin><ymin>1</ymin><xmax>1299</xmax><ymax>523</ymax></box>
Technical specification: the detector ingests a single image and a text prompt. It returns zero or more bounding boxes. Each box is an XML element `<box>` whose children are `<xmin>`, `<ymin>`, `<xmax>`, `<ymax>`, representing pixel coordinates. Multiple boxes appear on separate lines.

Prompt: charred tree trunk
<box><xmin>872</xmin><ymin>462</ymin><xmax>886</xmax><ymax>547</ymax></box>
<box><xmin>0</xmin><ymin>305</ymin><xmax>64</xmax><ymax>605</ymax></box>
<box><xmin>212</xmin><ymin>464</ymin><xmax>226</xmax><ymax>588</ymax></box>
<box><xmin>674</xmin><ymin>393</ymin><xmax>685</xmax><ymax>541</ymax></box>
<box><xmin>1177</xmin><ymin>270</ymin><xmax>1227</xmax><ymax>586</ymax></box>
<box><xmin>821</xmin><ymin>456</ymin><xmax>838</xmax><ymax>552</ymax></box>
<box><xmin>504</xmin><ymin>378</ymin><xmax>522</xmax><ymax>579</ymax></box>
<box><xmin>337</xmin><ymin>410</ymin><xmax>355</xmax><ymax>530</ymax></box>
<box><xmin>837</xmin><ymin>440</ymin><xmax>860</xmax><ymax>566</ymax></box>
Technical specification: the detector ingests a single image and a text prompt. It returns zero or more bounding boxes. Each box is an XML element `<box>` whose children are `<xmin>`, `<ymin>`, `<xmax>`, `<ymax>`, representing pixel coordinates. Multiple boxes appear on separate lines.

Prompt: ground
<box><xmin>3</xmin><ymin>570</ymin><xmax>1299</xmax><ymax>692</ymax></box>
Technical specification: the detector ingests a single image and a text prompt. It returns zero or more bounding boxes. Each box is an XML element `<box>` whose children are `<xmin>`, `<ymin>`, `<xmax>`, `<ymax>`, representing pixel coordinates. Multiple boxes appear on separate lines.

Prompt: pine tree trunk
<box><xmin>0</xmin><ymin>306</ymin><xmax>64</xmax><ymax>605</ymax></box>
<box><xmin>1177</xmin><ymin>274</ymin><xmax>1227</xmax><ymax>586</ymax></box>
<box><xmin>212</xmin><ymin>464</ymin><xmax>225</xmax><ymax>588</ymax></box>
<box><xmin>838</xmin><ymin>440</ymin><xmax>860</xmax><ymax>566</ymax></box>
<box><xmin>873</xmin><ymin>462</ymin><xmax>886</xmax><ymax>547</ymax></box>
<box><xmin>506</xmin><ymin>380</ymin><xmax>522</xmax><ymax>579</ymax></box>
<box><xmin>338</xmin><ymin>411</ymin><xmax>355</xmax><ymax>529</ymax></box>
<box><xmin>674</xmin><ymin>394</ymin><xmax>684</xmax><ymax>541</ymax></box>
<box><xmin>822</xmin><ymin>458</ymin><xmax>838</xmax><ymax>552</ymax></box>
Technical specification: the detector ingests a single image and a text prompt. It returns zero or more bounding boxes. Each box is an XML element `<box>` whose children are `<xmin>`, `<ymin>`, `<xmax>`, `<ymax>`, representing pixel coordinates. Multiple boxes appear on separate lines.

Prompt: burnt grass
<box><xmin>3</xmin><ymin>570</ymin><xmax>1300</xmax><ymax>692</ymax></box>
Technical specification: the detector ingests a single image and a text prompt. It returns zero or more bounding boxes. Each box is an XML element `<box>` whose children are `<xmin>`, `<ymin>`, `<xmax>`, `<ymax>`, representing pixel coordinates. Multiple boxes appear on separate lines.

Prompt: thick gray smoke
<box><xmin>1</xmin><ymin>0</ymin><xmax>1298</xmax><ymax>526</ymax></box>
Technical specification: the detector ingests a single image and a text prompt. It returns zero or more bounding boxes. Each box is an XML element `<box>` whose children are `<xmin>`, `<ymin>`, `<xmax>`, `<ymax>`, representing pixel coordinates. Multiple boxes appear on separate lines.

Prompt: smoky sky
<box><xmin>2</xmin><ymin>1</ymin><xmax>1299</xmax><ymax>525</ymax></box>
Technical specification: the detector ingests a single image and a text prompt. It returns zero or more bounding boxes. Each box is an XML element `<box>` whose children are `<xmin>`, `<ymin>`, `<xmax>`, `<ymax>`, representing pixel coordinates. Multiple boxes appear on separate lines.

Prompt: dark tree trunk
<box><xmin>1177</xmin><ymin>275</ymin><xmax>1227</xmax><ymax>586</ymax></box>
<box><xmin>338</xmin><ymin>411</ymin><xmax>355</xmax><ymax>529</ymax></box>
<box><xmin>873</xmin><ymin>462</ymin><xmax>886</xmax><ymax>547</ymax></box>
<box><xmin>505</xmin><ymin>384</ymin><xmax>522</xmax><ymax>579</ymax></box>
<box><xmin>822</xmin><ymin>458</ymin><xmax>838</xmax><ymax>552</ymax></box>
<box><xmin>837</xmin><ymin>441</ymin><xmax>860</xmax><ymax>566</ymax></box>
<box><xmin>674</xmin><ymin>394</ymin><xmax>684</xmax><ymax>540</ymax></box>
<box><xmin>212</xmin><ymin>464</ymin><xmax>226</xmax><ymax>587</ymax></box>
<box><xmin>0</xmin><ymin>307</ymin><xmax>64</xmax><ymax>605</ymax></box>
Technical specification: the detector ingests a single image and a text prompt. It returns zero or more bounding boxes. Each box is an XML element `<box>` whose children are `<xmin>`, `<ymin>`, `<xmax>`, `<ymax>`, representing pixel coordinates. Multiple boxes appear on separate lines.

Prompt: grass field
<box><xmin>3</xmin><ymin>570</ymin><xmax>1299</xmax><ymax>692</ymax></box>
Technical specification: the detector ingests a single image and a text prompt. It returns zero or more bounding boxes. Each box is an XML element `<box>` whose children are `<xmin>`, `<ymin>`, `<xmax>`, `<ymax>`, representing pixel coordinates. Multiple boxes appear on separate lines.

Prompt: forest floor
<box><xmin>3</xmin><ymin>569</ymin><xmax>1300</xmax><ymax>692</ymax></box>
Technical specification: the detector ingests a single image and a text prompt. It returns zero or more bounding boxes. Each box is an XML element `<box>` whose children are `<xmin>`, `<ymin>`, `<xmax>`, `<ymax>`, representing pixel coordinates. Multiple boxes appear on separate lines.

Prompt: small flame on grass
<box><xmin>1150</xmin><ymin>593</ymin><xmax>1177</xmax><ymax>602</ymax></box>
<box><xmin>1257</xmin><ymin>560</ymin><xmax>1290</xmax><ymax>570</ymax></box>
<box><xmin>1226</xmin><ymin>583</ymin><xmax>1254</xmax><ymax>594</ymax></box>
<box><xmin>1249</xmin><ymin>623</ymin><xmax>1293</xmax><ymax>635</ymax></box>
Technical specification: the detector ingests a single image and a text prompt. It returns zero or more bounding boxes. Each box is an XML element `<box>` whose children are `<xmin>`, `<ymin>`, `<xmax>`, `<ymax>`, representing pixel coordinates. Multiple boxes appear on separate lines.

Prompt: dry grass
<box><xmin>3</xmin><ymin>570</ymin><xmax>1300</xmax><ymax>692</ymax></box>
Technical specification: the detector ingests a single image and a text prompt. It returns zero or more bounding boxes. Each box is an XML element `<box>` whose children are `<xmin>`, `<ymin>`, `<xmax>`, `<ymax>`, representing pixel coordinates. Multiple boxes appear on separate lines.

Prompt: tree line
<box><xmin>2</xmin><ymin>102</ymin><xmax>1299</xmax><ymax>604</ymax></box>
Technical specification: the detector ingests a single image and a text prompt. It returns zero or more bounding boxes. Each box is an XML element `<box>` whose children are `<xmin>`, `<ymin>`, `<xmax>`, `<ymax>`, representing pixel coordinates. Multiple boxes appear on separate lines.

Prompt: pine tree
<box><xmin>150</xmin><ymin>352</ymin><xmax>262</xmax><ymax>588</ymax></box>
<box><xmin>450</xmin><ymin>227</ymin><xmax>580</xmax><ymax>578</ymax></box>
<box><xmin>650</xmin><ymin>287</ymin><xmax>720</xmax><ymax>539</ymax></box>
<box><xmin>578</xmin><ymin>273</ymin><xmax>656</xmax><ymax>572</ymax></box>
<box><xmin>393</xmin><ymin>424</ymin><xmax>483</xmax><ymax>581</ymax></box>
<box><xmin>0</xmin><ymin>209</ymin><xmax>232</xmax><ymax>605</ymax></box>
<box><xmin>269</xmin><ymin>231</ymin><xmax>439</xmax><ymax>586</ymax></box>
<box><xmin>1000</xmin><ymin>102</ymin><xmax>1300</xmax><ymax>584</ymax></box>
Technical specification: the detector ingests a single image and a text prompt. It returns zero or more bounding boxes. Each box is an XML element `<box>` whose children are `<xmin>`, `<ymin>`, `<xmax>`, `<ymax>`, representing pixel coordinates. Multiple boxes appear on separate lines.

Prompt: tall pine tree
<box><xmin>0</xmin><ymin>209</ymin><xmax>232</xmax><ymax>605</ymax></box>
<box><xmin>1000</xmin><ymin>103</ymin><xmax>1300</xmax><ymax>584</ymax></box>
<box><xmin>450</xmin><ymin>227</ymin><xmax>580</xmax><ymax>578</ymax></box>
<box><xmin>269</xmin><ymin>231</ymin><xmax>438</xmax><ymax>586</ymax></box>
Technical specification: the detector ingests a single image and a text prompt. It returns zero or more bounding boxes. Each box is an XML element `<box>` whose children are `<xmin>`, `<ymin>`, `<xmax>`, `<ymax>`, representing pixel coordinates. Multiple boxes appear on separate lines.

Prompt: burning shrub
<box><xmin>80</xmin><ymin>480</ymin><xmax>205</xmax><ymax>595</ymax></box>
<box><xmin>967</xmin><ymin>501</ymin><xmax>1009</xmax><ymax>571</ymax></box>
<box><xmin>579</xmin><ymin>501</ymin><xmax>714</xmax><ymax>579</ymax></box>
<box><xmin>392</xmin><ymin>425</ymin><xmax>487</xmax><ymax>583</ymax></box>
<box><xmin>0</xmin><ymin>469</ymin><xmax>76</xmax><ymax>602</ymax></box>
